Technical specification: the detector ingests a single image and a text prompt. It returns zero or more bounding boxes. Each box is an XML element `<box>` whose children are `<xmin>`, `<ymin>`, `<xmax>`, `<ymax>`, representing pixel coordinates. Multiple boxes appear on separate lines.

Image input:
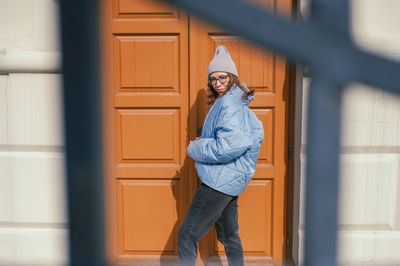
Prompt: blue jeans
<box><xmin>177</xmin><ymin>183</ymin><xmax>244</xmax><ymax>266</ymax></box>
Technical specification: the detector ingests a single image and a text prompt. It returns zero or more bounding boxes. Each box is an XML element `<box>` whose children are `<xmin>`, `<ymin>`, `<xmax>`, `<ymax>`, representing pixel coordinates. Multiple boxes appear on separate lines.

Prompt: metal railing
<box><xmin>59</xmin><ymin>0</ymin><xmax>106</xmax><ymax>265</ymax></box>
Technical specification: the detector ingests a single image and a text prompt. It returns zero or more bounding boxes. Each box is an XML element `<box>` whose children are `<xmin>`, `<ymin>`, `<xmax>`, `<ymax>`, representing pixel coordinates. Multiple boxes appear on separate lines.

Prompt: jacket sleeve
<box><xmin>187</xmin><ymin>109</ymin><xmax>253</xmax><ymax>164</ymax></box>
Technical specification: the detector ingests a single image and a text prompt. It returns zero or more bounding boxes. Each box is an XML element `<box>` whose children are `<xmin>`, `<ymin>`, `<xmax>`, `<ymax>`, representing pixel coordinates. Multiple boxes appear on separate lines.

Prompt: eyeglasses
<box><xmin>209</xmin><ymin>75</ymin><xmax>229</xmax><ymax>85</ymax></box>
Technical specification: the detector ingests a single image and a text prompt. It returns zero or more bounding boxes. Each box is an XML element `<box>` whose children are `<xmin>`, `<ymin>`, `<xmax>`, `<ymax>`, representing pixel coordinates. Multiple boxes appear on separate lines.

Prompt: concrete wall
<box><xmin>294</xmin><ymin>0</ymin><xmax>400</xmax><ymax>265</ymax></box>
<box><xmin>0</xmin><ymin>0</ymin><xmax>67</xmax><ymax>265</ymax></box>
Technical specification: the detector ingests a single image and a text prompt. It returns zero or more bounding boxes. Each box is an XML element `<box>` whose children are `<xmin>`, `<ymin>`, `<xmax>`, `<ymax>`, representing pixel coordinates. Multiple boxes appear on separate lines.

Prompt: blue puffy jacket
<box><xmin>187</xmin><ymin>85</ymin><xmax>264</xmax><ymax>196</ymax></box>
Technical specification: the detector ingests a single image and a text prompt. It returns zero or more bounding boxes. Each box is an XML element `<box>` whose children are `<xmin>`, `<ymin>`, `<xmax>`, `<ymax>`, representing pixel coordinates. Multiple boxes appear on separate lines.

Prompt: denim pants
<box><xmin>177</xmin><ymin>183</ymin><xmax>244</xmax><ymax>266</ymax></box>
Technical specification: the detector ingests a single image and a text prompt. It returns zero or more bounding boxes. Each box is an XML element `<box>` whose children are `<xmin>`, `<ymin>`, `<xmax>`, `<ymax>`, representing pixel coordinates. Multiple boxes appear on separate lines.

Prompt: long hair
<box><xmin>207</xmin><ymin>73</ymin><xmax>255</xmax><ymax>106</ymax></box>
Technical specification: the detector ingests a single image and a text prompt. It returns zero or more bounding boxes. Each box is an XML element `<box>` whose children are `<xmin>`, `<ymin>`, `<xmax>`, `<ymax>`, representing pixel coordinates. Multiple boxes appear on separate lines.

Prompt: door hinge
<box><xmin>286</xmin><ymin>234</ymin><xmax>291</xmax><ymax>249</ymax></box>
<box><xmin>288</xmin><ymin>144</ymin><xmax>293</xmax><ymax>159</ymax></box>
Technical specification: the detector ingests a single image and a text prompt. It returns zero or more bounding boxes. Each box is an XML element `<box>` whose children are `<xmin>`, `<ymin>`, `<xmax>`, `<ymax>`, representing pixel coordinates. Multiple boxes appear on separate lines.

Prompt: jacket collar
<box><xmin>226</xmin><ymin>85</ymin><xmax>254</xmax><ymax>106</ymax></box>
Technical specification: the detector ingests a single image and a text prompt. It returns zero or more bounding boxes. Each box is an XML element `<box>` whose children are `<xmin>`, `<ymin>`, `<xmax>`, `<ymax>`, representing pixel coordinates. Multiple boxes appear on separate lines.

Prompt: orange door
<box><xmin>101</xmin><ymin>0</ymin><xmax>191</xmax><ymax>263</ymax></box>
<box><xmin>101</xmin><ymin>0</ymin><xmax>292</xmax><ymax>264</ymax></box>
<box><xmin>189</xmin><ymin>5</ymin><xmax>290</xmax><ymax>262</ymax></box>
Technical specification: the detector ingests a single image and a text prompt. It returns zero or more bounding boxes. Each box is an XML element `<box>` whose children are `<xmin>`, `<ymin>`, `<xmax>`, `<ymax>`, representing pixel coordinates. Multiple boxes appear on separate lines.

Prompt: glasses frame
<box><xmin>209</xmin><ymin>74</ymin><xmax>229</xmax><ymax>85</ymax></box>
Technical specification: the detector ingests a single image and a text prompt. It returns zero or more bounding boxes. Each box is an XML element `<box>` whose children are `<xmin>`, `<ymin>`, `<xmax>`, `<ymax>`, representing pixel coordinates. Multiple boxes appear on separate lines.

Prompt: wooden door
<box><xmin>101</xmin><ymin>0</ymin><xmax>293</xmax><ymax>264</ymax></box>
<box><xmin>101</xmin><ymin>0</ymin><xmax>191</xmax><ymax>263</ymax></box>
<box><xmin>189</xmin><ymin>2</ymin><xmax>290</xmax><ymax>263</ymax></box>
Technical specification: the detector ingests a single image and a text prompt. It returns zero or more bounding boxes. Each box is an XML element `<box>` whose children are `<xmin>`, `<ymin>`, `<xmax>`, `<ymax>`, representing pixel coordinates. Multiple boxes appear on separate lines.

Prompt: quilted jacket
<box><xmin>187</xmin><ymin>84</ymin><xmax>264</xmax><ymax>196</ymax></box>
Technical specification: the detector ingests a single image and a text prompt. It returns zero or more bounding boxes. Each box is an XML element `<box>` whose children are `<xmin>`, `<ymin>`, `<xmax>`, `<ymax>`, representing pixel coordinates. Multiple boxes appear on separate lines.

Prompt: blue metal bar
<box><xmin>59</xmin><ymin>0</ymin><xmax>107</xmax><ymax>265</ymax></box>
<box><xmin>311</xmin><ymin>0</ymin><xmax>351</xmax><ymax>37</ymax></box>
<box><xmin>305</xmin><ymin>76</ymin><xmax>343</xmax><ymax>266</ymax></box>
<box><xmin>165</xmin><ymin>0</ymin><xmax>400</xmax><ymax>92</ymax></box>
<box><xmin>304</xmin><ymin>1</ymin><xmax>348</xmax><ymax>265</ymax></box>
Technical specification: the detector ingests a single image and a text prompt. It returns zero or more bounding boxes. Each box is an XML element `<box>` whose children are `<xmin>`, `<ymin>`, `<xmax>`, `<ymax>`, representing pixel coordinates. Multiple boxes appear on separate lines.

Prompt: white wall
<box><xmin>295</xmin><ymin>0</ymin><xmax>400</xmax><ymax>265</ymax></box>
<box><xmin>0</xmin><ymin>0</ymin><xmax>67</xmax><ymax>265</ymax></box>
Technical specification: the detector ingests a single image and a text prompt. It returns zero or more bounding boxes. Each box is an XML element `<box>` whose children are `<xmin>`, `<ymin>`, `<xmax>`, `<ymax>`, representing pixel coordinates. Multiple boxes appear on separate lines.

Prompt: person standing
<box><xmin>177</xmin><ymin>45</ymin><xmax>264</xmax><ymax>266</ymax></box>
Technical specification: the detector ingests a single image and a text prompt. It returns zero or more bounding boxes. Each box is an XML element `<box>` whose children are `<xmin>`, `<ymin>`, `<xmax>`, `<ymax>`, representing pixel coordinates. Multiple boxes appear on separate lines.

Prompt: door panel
<box><xmin>115</xmin><ymin>36</ymin><xmax>180</xmax><ymax>90</ymax></box>
<box><xmin>117</xmin><ymin>0</ymin><xmax>178</xmax><ymax>17</ymax></box>
<box><xmin>214</xmin><ymin>181</ymin><xmax>273</xmax><ymax>254</ymax></box>
<box><xmin>102</xmin><ymin>0</ymin><xmax>292</xmax><ymax>264</ymax></box>
<box><xmin>207</xmin><ymin>36</ymin><xmax>274</xmax><ymax>92</ymax></box>
<box><xmin>118</xmin><ymin>180</ymin><xmax>178</xmax><ymax>251</ymax></box>
<box><xmin>117</xmin><ymin>109</ymin><xmax>180</xmax><ymax>161</ymax></box>
<box><xmin>254</xmin><ymin>109</ymin><xmax>274</xmax><ymax>167</ymax></box>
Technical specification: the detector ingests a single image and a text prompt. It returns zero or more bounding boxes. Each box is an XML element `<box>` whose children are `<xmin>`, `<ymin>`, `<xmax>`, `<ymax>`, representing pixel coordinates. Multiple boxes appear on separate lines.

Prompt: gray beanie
<box><xmin>208</xmin><ymin>46</ymin><xmax>238</xmax><ymax>77</ymax></box>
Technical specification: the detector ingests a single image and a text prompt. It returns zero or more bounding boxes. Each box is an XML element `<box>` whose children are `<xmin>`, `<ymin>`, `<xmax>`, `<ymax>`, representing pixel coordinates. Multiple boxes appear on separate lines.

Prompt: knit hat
<box><xmin>208</xmin><ymin>46</ymin><xmax>238</xmax><ymax>77</ymax></box>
